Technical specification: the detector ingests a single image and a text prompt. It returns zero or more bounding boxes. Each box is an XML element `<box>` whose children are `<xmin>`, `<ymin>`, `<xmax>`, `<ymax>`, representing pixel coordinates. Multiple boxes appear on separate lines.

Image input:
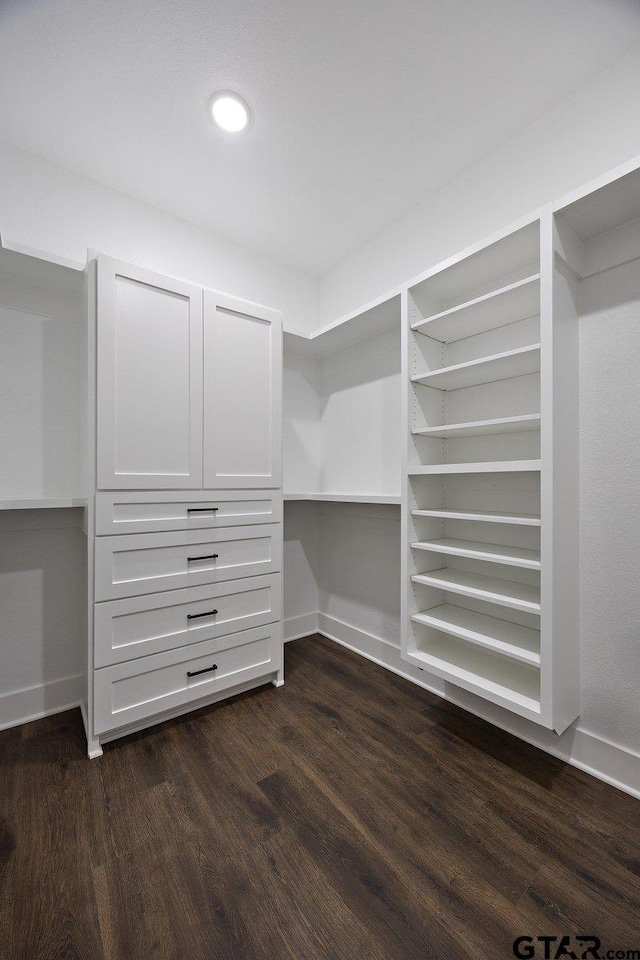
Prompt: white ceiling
<box><xmin>1</xmin><ymin>0</ymin><xmax>640</xmax><ymax>275</ymax></box>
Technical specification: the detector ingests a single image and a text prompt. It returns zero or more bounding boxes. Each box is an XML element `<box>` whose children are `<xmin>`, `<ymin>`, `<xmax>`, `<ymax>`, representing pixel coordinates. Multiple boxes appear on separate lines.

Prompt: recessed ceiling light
<box><xmin>210</xmin><ymin>92</ymin><xmax>250</xmax><ymax>133</ymax></box>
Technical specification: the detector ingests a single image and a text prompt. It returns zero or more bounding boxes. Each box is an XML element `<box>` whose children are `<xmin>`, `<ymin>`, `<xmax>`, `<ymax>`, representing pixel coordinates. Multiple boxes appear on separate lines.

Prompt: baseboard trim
<box><xmin>313</xmin><ymin>613</ymin><xmax>640</xmax><ymax>801</ymax></box>
<box><xmin>284</xmin><ymin>612</ymin><xmax>319</xmax><ymax>643</ymax></box>
<box><xmin>0</xmin><ymin>674</ymin><xmax>82</xmax><ymax>732</ymax></box>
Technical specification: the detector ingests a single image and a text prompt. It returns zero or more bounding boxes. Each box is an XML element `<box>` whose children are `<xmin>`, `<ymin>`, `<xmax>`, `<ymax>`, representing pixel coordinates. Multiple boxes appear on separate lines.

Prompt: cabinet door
<box><xmin>96</xmin><ymin>257</ymin><xmax>203</xmax><ymax>489</ymax></box>
<box><xmin>203</xmin><ymin>290</ymin><xmax>282</xmax><ymax>488</ymax></box>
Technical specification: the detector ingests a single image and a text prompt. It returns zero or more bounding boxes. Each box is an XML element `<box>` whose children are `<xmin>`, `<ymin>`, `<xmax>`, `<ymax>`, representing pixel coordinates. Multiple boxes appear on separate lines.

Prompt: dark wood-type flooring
<box><xmin>1</xmin><ymin>634</ymin><xmax>639</xmax><ymax>959</ymax></box>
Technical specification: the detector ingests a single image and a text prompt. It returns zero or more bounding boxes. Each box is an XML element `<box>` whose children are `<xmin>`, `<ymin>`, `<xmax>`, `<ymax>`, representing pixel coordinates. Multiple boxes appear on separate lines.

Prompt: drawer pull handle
<box><xmin>187</xmin><ymin>609</ymin><xmax>218</xmax><ymax>620</ymax></box>
<box><xmin>187</xmin><ymin>664</ymin><xmax>218</xmax><ymax>678</ymax></box>
<box><xmin>187</xmin><ymin>507</ymin><xmax>219</xmax><ymax>513</ymax></box>
<box><xmin>188</xmin><ymin>554</ymin><xmax>219</xmax><ymax>562</ymax></box>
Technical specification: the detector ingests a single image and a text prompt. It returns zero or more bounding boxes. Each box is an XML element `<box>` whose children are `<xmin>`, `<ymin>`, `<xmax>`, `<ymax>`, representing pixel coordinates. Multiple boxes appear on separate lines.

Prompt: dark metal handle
<box><xmin>187</xmin><ymin>553</ymin><xmax>218</xmax><ymax>562</ymax></box>
<box><xmin>187</xmin><ymin>664</ymin><xmax>218</xmax><ymax>678</ymax></box>
<box><xmin>187</xmin><ymin>609</ymin><xmax>218</xmax><ymax>620</ymax></box>
<box><xmin>187</xmin><ymin>507</ymin><xmax>219</xmax><ymax>513</ymax></box>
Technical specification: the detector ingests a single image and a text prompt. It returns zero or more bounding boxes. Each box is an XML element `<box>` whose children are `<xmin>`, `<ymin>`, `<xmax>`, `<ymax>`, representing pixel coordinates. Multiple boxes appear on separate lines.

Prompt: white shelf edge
<box><xmin>284</xmin><ymin>493</ymin><xmax>401</xmax><ymax>504</ymax></box>
<box><xmin>411</xmin><ymin>273</ymin><xmax>540</xmax><ymax>332</ymax></box>
<box><xmin>0</xmin><ymin>497</ymin><xmax>87</xmax><ymax>510</ymax></box>
<box><xmin>407</xmin><ymin>460</ymin><xmax>541</xmax><ymax>475</ymax></box>
<box><xmin>405</xmin><ymin>645</ymin><xmax>541</xmax><ymax>717</ymax></box>
<box><xmin>283</xmin><ymin>290</ymin><xmax>401</xmax><ymax>356</ymax></box>
<box><xmin>412</xmin><ymin>413</ymin><xmax>540</xmax><ymax>439</ymax></box>
<box><xmin>411</xmin><ymin>508</ymin><xmax>540</xmax><ymax>527</ymax></box>
<box><xmin>411</xmin><ymin>570</ymin><xmax>541</xmax><ymax>615</ymax></box>
<box><xmin>411</xmin><ymin>605</ymin><xmax>541</xmax><ymax>667</ymax></box>
<box><xmin>411</xmin><ymin>343</ymin><xmax>541</xmax><ymax>390</ymax></box>
<box><xmin>411</xmin><ymin>538</ymin><xmax>541</xmax><ymax>570</ymax></box>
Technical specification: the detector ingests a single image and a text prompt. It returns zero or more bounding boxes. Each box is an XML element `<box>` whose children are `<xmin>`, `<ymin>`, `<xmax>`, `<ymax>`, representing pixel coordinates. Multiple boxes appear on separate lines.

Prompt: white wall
<box><xmin>319</xmin><ymin>44</ymin><xmax>640</xmax><ymax>324</ymax></box>
<box><xmin>318</xmin><ymin>503</ymin><xmax>401</xmax><ymax>645</ymax></box>
<box><xmin>283</xmin><ymin>352</ymin><xmax>321</xmax><ymax>494</ymax></box>
<box><xmin>319</xmin><ymin>330</ymin><xmax>401</xmax><ymax>496</ymax></box>
<box><xmin>0</xmin><ymin>141</ymin><xmax>319</xmax><ymax>331</ymax></box>
<box><xmin>283</xmin><ymin>501</ymin><xmax>320</xmax><ymax>641</ymax></box>
<box><xmin>579</xmin><ymin>258</ymin><xmax>640</xmax><ymax>751</ymax></box>
<box><xmin>0</xmin><ymin>509</ymin><xmax>83</xmax><ymax>728</ymax></box>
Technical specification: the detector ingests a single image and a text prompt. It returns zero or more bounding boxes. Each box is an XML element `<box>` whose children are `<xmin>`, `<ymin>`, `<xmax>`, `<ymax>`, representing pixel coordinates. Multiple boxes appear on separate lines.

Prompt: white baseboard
<box><xmin>314</xmin><ymin>613</ymin><xmax>640</xmax><ymax>801</ymax></box>
<box><xmin>0</xmin><ymin>674</ymin><xmax>82</xmax><ymax>732</ymax></box>
<box><xmin>284</xmin><ymin>611</ymin><xmax>318</xmax><ymax>643</ymax></box>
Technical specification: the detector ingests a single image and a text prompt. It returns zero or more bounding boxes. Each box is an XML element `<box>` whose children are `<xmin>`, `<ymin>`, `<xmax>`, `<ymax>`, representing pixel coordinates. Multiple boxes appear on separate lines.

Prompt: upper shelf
<box><xmin>412</xmin><ymin>344</ymin><xmax>540</xmax><ymax>391</ymax></box>
<box><xmin>284</xmin><ymin>493</ymin><xmax>401</xmax><ymax>505</ymax></box>
<box><xmin>284</xmin><ymin>293</ymin><xmax>401</xmax><ymax>358</ymax></box>
<box><xmin>555</xmin><ymin>163</ymin><xmax>640</xmax><ymax>242</ymax></box>
<box><xmin>0</xmin><ymin>497</ymin><xmax>87</xmax><ymax>510</ymax></box>
<box><xmin>411</xmin><ymin>275</ymin><xmax>540</xmax><ymax>344</ymax></box>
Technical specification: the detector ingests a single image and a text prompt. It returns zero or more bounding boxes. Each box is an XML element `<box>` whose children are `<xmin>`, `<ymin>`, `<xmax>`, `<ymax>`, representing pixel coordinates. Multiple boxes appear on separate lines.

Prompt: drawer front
<box><xmin>95</xmin><ymin>490</ymin><xmax>282</xmax><ymax>535</ymax></box>
<box><xmin>94</xmin><ymin>623</ymin><xmax>281</xmax><ymax>734</ymax></box>
<box><xmin>95</xmin><ymin>524</ymin><xmax>281</xmax><ymax>601</ymax></box>
<box><xmin>94</xmin><ymin>574</ymin><xmax>281</xmax><ymax>666</ymax></box>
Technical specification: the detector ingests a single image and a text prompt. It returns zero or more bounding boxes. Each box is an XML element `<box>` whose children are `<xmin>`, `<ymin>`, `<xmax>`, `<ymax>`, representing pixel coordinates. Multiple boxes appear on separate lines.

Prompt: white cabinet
<box><xmin>86</xmin><ymin>256</ymin><xmax>284</xmax><ymax>758</ymax></box>
<box><xmin>203</xmin><ymin>291</ymin><xmax>282</xmax><ymax>489</ymax></box>
<box><xmin>96</xmin><ymin>261</ymin><xmax>282</xmax><ymax>491</ymax></box>
<box><xmin>96</xmin><ymin>257</ymin><xmax>203</xmax><ymax>490</ymax></box>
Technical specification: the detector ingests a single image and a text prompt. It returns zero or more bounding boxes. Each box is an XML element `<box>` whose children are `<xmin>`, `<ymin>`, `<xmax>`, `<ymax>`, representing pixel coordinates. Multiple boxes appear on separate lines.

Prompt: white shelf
<box><xmin>411</xmin><ymin>603</ymin><xmax>540</xmax><ymax>666</ymax></box>
<box><xmin>0</xmin><ymin>497</ymin><xmax>87</xmax><ymax>510</ymax></box>
<box><xmin>408</xmin><ymin>460</ymin><xmax>541</xmax><ymax>475</ymax></box>
<box><xmin>284</xmin><ymin>493</ymin><xmax>401</xmax><ymax>504</ymax></box>
<box><xmin>412</xmin><ymin>508</ymin><xmax>540</xmax><ymax>527</ymax></box>
<box><xmin>411</xmin><ymin>274</ymin><xmax>540</xmax><ymax>343</ymax></box>
<box><xmin>411</xmin><ymin>537</ymin><xmax>540</xmax><ymax>570</ymax></box>
<box><xmin>412</xmin><ymin>343</ymin><xmax>540</xmax><ymax>391</ymax></box>
<box><xmin>407</xmin><ymin>635</ymin><xmax>541</xmax><ymax>718</ymax></box>
<box><xmin>284</xmin><ymin>293</ymin><xmax>400</xmax><ymax>357</ymax></box>
<box><xmin>412</xmin><ymin>413</ymin><xmax>540</xmax><ymax>440</ymax></box>
<box><xmin>411</xmin><ymin>568</ymin><xmax>540</xmax><ymax>614</ymax></box>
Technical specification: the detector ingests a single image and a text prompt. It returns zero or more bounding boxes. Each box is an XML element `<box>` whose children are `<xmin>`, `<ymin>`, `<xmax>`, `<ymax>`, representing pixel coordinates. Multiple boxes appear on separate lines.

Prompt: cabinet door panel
<box><xmin>203</xmin><ymin>292</ymin><xmax>281</xmax><ymax>488</ymax></box>
<box><xmin>97</xmin><ymin>257</ymin><xmax>203</xmax><ymax>489</ymax></box>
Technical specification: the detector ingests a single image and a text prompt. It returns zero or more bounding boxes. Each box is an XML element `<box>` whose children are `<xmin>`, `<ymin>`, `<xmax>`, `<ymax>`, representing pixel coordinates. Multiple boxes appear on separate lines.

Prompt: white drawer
<box><xmin>94</xmin><ymin>622</ymin><xmax>281</xmax><ymax>734</ymax></box>
<box><xmin>94</xmin><ymin>524</ymin><xmax>281</xmax><ymax>601</ymax></box>
<box><xmin>94</xmin><ymin>574</ymin><xmax>281</xmax><ymax>667</ymax></box>
<box><xmin>95</xmin><ymin>490</ymin><xmax>282</xmax><ymax>535</ymax></box>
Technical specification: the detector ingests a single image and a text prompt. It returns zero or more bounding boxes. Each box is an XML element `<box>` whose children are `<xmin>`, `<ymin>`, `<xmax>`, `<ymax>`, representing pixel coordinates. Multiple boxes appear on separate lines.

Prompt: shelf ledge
<box><xmin>412</xmin><ymin>343</ymin><xmax>540</xmax><ymax>392</ymax></box>
<box><xmin>0</xmin><ymin>497</ymin><xmax>87</xmax><ymax>510</ymax></box>
<box><xmin>284</xmin><ymin>493</ymin><xmax>401</xmax><ymax>505</ymax></box>
<box><xmin>411</xmin><ymin>537</ymin><xmax>541</xmax><ymax>570</ymax></box>
<box><xmin>411</xmin><ymin>604</ymin><xmax>540</xmax><ymax>667</ymax></box>
<box><xmin>411</xmin><ymin>568</ymin><xmax>541</xmax><ymax>615</ymax></box>
<box><xmin>411</xmin><ymin>508</ymin><xmax>540</xmax><ymax>526</ymax></box>
<box><xmin>411</xmin><ymin>274</ymin><xmax>540</xmax><ymax>343</ymax></box>
<box><xmin>412</xmin><ymin>413</ymin><xmax>540</xmax><ymax>440</ymax></box>
<box><xmin>408</xmin><ymin>460</ymin><xmax>541</xmax><ymax>475</ymax></box>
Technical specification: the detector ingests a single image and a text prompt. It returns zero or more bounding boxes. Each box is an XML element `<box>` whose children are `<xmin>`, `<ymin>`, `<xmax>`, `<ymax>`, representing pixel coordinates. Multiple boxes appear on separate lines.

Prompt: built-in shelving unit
<box><xmin>402</xmin><ymin>212</ymin><xmax>579</xmax><ymax>731</ymax></box>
